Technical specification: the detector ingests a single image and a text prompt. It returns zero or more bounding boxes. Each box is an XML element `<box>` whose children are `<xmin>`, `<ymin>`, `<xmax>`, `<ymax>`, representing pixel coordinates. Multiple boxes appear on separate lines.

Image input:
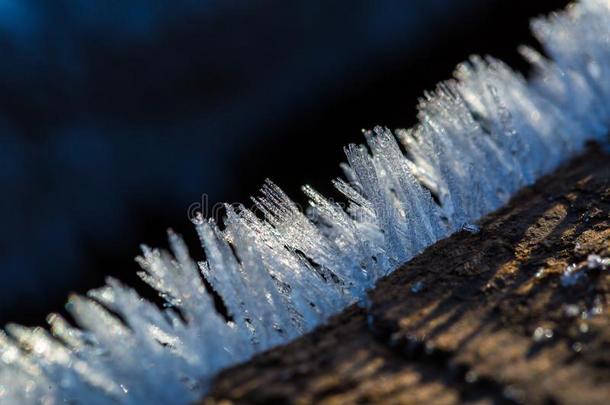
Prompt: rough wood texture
<box><xmin>203</xmin><ymin>144</ymin><xmax>610</xmax><ymax>405</ymax></box>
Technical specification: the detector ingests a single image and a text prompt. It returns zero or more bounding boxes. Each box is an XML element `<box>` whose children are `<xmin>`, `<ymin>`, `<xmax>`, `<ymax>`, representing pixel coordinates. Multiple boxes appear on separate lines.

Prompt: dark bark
<box><xmin>204</xmin><ymin>144</ymin><xmax>610</xmax><ymax>405</ymax></box>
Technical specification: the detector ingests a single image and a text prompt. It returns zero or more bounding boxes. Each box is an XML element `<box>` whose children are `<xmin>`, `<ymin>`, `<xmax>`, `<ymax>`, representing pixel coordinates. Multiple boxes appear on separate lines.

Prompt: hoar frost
<box><xmin>561</xmin><ymin>253</ymin><xmax>610</xmax><ymax>287</ymax></box>
<box><xmin>1</xmin><ymin>0</ymin><xmax>610</xmax><ymax>403</ymax></box>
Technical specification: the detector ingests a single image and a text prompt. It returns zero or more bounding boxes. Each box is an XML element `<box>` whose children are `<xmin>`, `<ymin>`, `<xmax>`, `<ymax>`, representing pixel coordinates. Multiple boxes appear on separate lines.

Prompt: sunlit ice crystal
<box><xmin>1</xmin><ymin>1</ymin><xmax>609</xmax><ymax>403</ymax></box>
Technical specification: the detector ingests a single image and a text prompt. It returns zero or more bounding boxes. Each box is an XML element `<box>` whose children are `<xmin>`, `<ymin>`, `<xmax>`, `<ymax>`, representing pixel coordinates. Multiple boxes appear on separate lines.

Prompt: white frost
<box><xmin>1</xmin><ymin>0</ymin><xmax>609</xmax><ymax>403</ymax></box>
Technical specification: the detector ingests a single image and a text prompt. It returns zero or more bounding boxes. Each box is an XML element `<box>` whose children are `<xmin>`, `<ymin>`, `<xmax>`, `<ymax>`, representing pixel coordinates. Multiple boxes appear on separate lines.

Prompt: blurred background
<box><xmin>0</xmin><ymin>0</ymin><xmax>570</xmax><ymax>325</ymax></box>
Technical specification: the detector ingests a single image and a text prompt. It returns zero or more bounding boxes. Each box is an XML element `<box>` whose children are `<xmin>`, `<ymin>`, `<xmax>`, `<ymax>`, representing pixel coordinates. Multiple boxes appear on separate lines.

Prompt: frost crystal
<box><xmin>561</xmin><ymin>253</ymin><xmax>610</xmax><ymax>287</ymax></box>
<box><xmin>2</xmin><ymin>1</ymin><xmax>610</xmax><ymax>403</ymax></box>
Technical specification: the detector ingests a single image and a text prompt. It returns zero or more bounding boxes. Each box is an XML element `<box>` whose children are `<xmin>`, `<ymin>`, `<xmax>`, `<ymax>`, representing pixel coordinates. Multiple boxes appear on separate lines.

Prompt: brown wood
<box><xmin>203</xmin><ymin>144</ymin><xmax>610</xmax><ymax>405</ymax></box>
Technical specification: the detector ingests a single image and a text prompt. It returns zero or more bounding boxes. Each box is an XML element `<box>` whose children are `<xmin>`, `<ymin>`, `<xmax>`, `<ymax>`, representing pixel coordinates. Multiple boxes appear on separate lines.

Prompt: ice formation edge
<box><xmin>1</xmin><ymin>1</ymin><xmax>609</xmax><ymax>403</ymax></box>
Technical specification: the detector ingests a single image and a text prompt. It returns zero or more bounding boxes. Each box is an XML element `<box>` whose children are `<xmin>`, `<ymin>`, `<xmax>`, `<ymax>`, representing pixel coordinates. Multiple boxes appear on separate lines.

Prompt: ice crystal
<box><xmin>561</xmin><ymin>263</ymin><xmax>586</xmax><ymax>287</ymax></box>
<box><xmin>532</xmin><ymin>326</ymin><xmax>554</xmax><ymax>342</ymax></box>
<box><xmin>462</xmin><ymin>223</ymin><xmax>481</xmax><ymax>234</ymax></box>
<box><xmin>410</xmin><ymin>281</ymin><xmax>425</xmax><ymax>294</ymax></box>
<box><xmin>586</xmin><ymin>254</ymin><xmax>610</xmax><ymax>270</ymax></box>
<box><xmin>1</xmin><ymin>1</ymin><xmax>610</xmax><ymax>403</ymax></box>
<box><xmin>561</xmin><ymin>253</ymin><xmax>609</xmax><ymax>287</ymax></box>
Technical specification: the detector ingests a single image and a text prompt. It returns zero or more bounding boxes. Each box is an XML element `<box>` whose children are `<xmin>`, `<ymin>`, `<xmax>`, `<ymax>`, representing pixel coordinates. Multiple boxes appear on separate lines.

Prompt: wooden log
<box><xmin>204</xmin><ymin>144</ymin><xmax>610</xmax><ymax>405</ymax></box>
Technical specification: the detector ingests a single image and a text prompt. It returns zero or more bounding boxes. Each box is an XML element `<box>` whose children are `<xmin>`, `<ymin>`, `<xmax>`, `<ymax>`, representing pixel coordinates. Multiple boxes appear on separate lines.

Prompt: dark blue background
<box><xmin>0</xmin><ymin>0</ymin><xmax>569</xmax><ymax>324</ymax></box>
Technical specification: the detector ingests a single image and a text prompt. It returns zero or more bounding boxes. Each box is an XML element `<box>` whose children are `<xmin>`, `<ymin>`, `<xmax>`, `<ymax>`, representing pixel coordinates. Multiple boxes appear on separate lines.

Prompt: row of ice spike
<box><xmin>0</xmin><ymin>0</ymin><xmax>608</xmax><ymax>403</ymax></box>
